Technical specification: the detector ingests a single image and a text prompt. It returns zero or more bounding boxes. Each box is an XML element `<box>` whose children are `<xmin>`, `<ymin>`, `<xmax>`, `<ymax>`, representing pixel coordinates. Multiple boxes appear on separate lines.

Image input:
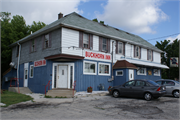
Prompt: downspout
<box><xmin>17</xmin><ymin>43</ymin><xmax>21</xmax><ymax>85</ymax></box>
<box><xmin>111</xmin><ymin>41</ymin><xmax>114</xmax><ymax>80</ymax></box>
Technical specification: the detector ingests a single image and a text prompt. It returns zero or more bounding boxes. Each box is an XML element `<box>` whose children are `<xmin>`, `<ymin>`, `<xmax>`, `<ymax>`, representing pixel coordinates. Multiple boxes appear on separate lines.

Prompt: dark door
<box><xmin>132</xmin><ymin>80</ymin><xmax>146</xmax><ymax>97</ymax></box>
<box><xmin>120</xmin><ymin>80</ymin><xmax>136</xmax><ymax>97</ymax></box>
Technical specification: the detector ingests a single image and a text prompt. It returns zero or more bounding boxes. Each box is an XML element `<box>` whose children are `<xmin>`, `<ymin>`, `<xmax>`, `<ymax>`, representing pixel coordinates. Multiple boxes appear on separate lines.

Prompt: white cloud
<box><xmin>166</xmin><ymin>34</ymin><xmax>180</xmax><ymax>43</ymax></box>
<box><xmin>95</xmin><ymin>0</ymin><xmax>169</xmax><ymax>34</ymax></box>
<box><xmin>2</xmin><ymin>0</ymin><xmax>87</xmax><ymax>25</ymax></box>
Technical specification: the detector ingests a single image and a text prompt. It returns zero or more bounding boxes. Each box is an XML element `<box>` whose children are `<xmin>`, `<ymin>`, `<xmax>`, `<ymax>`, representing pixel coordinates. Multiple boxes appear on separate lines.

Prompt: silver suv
<box><xmin>155</xmin><ymin>79</ymin><xmax>179</xmax><ymax>98</ymax></box>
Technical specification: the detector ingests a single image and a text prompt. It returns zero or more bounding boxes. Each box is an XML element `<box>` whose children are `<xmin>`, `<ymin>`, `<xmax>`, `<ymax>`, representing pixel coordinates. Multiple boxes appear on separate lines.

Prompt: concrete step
<box><xmin>46</xmin><ymin>89</ymin><xmax>76</xmax><ymax>98</ymax></box>
<box><xmin>8</xmin><ymin>87</ymin><xmax>32</xmax><ymax>94</ymax></box>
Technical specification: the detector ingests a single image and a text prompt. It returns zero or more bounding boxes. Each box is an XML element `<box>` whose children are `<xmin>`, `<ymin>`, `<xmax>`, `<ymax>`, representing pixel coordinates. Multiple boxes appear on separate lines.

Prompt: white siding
<box><xmin>93</xmin><ymin>35</ymin><xmax>99</xmax><ymax>51</ymax></box>
<box><xmin>62</xmin><ymin>27</ymin><xmax>82</xmax><ymax>56</ymax></box>
<box><xmin>153</xmin><ymin>51</ymin><xmax>161</xmax><ymax>63</ymax></box>
<box><xmin>125</xmin><ymin>43</ymin><xmax>132</xmax><ymax>58</ymax></box>
<box><xmin>141</xmin><ymin>48</ymin><xmax>147</xmax><ymax>60</ymax></box>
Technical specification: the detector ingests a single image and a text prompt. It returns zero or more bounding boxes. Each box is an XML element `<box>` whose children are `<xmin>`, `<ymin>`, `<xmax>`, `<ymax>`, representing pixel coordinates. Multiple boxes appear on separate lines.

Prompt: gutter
<box><xmin>17</xmin><ymin>43</ymin><xmax>21</xmax><ymax>85</ymax></box>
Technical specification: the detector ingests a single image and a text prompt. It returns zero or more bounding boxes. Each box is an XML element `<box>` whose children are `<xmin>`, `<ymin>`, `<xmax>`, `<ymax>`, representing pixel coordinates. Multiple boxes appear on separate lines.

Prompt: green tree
<box><xmin>28</xmin><ymin>21</ymin><xmax>46</xmax><ymax>34</ymax></box>
<box><xmin>1</xmin><ymin>12</ymin><xmax>46</xmax><ymax>78</ymax></box>
<box><xmin>155</xmin><ymin>39</ymin><xmax>179</xmax><ymax>79</ymax></box>
<box><xmin>92</xmin><ymin>18</ymin><xmax>98</xmax><ymax>22</ymax></box>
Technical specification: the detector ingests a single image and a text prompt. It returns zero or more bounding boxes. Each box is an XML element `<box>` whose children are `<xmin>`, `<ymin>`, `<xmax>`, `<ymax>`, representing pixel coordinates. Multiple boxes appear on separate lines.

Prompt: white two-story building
<box><xmin>2</xmin><ymin>12</ymin><xmax>168</xmax><ymax>93</ymax></box>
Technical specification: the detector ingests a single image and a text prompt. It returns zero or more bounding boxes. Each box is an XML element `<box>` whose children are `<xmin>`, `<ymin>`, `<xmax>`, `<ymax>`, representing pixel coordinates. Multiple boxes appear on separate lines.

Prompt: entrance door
<box><xmin>24</xmin><ymin>63</ymin><xmax>28</xmax><ymax>87</ymax></box>
<box><xmin>57</xmin><ymin>65</ymin><xmax>68</xmax><ymax>88</ymax></box>
<box><xmin>129</xmin><ymin>69</ymin><xmax>134</xmax><ymax>80</ymax></box>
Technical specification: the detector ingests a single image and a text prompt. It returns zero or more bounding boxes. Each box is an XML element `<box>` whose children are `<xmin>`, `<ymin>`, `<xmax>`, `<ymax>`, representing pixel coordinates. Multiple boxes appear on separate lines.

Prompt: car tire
<box><xmin>173</xmin><ymin>90</ymin><xmax>179</xmax><ymax>98</ymax></box>
<box><xmin>113</xmin><ymin>90</ymin><xmax>119</xmax><ymax>98</ymax></box>
<box><xmin>144</xmin><ymin>92</ymin><xmax>152</xmax><ymax>101</ymax></box>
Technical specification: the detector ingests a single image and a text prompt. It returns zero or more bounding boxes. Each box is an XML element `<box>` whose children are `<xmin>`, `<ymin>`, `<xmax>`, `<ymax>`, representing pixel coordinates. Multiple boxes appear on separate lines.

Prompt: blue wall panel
<box><xmin>113</xmin><ymin>69</ymin><xmax>127</xmax><ymax>86</ymax></box>
<box><xmin>28</xmin><ymin>60</ymin><xmax>53</xmax><ymax>93</ymax></box>
<box><xmin>2</xmin><ymin>68</ymin><xmax>17</xmax><ymax>90</ymax></box>
<box><xmin>134</xmin><ymin>67</ymin><xmax>161</xmax><ymax>81</ymax></box>
<box><xmin>74</xmin><ymin>59</ymin><xmax>113</xmax><ymax>92</ymax></box>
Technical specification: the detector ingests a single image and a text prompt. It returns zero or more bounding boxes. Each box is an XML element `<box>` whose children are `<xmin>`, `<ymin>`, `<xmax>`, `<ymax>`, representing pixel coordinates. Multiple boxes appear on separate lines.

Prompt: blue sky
<box><xmin>1</xmin><ymin>0</ymin><xmax>180</xmax><ymax>46</ymax></box>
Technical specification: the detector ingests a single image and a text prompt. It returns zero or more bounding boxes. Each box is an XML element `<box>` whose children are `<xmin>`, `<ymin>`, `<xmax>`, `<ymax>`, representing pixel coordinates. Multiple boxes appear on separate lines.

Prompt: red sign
<box><xmin>34</xmin><ymin>59</ymin><xmax>46</xmax><ymax>67</ymax></box>
<box><xmin>85</xmin><ymin>51</ymin><xmax>111</xmax><ymax>60</ymax></box>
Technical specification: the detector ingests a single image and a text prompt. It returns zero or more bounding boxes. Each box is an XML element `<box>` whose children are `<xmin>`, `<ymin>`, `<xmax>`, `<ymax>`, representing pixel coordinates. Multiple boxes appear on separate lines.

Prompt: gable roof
<box><xmin>9</xmin><ymin>12</ymin><xmax>162</xmax><ymax>52</ymax></box>
<box><xmin>113</xmin><ymin>60</ymin><xmax>138</xmax><ymax>69</ymax></box>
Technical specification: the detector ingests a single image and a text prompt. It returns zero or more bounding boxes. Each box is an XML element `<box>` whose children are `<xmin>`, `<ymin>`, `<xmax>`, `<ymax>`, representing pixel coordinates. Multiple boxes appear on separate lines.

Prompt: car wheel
<box><xmin>144</xmin><ymin>93</ymin><xmax>152</xmax><ymax>101</ymax></box>
<box><xmin>173</xmin><ymin>90</ymin><xmax>179</xmax><ymax>98</ymax></box>
<box><xmin>113</xmin><ymin>90</ymin><xmax>119</xmax><ymax>98</ymax></box>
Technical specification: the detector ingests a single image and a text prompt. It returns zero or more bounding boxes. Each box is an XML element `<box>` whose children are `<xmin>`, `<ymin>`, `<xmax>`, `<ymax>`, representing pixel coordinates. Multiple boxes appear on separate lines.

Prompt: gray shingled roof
<box><xmin>10</xmin><ymin>12</ymin><xmax>162</xmax><ymax>52</ymax></box>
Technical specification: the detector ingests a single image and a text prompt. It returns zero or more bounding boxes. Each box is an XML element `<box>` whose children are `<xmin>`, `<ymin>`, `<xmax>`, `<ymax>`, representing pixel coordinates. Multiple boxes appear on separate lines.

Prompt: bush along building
<box><xmin>2</xmin><ymin>12</ymin><xmax>169</xmax><ymax>96</ymax></box>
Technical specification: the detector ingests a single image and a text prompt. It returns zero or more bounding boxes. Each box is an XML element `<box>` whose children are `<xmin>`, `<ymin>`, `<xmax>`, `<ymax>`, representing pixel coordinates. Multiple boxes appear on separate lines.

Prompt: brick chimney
<box><xmin>58</xmin><ymin>13</ymin><xmax>63</xmax><ymax>19</ymax></box>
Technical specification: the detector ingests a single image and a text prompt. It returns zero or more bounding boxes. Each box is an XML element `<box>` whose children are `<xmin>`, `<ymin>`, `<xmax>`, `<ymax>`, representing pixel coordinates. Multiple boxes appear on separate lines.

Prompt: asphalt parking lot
<box><xmin>0</xmin><ymin>95</ymin><xmax>179</xmax><ymax>120</ymax></box>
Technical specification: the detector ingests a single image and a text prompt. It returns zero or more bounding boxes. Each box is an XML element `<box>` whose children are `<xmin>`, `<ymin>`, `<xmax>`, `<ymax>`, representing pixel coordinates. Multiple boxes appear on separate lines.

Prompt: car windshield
<box><xmin>147</xmin><ymin>80</ymin><xmax>159</xmax><ymax>86</ymax></box>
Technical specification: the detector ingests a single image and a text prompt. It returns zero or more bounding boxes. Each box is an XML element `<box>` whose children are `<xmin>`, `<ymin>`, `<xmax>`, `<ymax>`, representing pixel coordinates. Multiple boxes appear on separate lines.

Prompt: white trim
<box><xmin>83</xmin><ymin>61</ymin><xmax>97</xmax><ymax>75</ymax></box>
<box><xmin>98</xmin><ymin>62</ymin><xmax>111</xmax><ymax>76</ymax></box>
<box><xmin>154</xmin><ymin>69</ymin><xmax>160</xmax><ymax>76</ymax></box>
<box><xmin>52</xmin><ymin>63</ymin><xmax>74</xmax><ymax>89</ymax></box>
<box><xmin>137</xmin><ymin>67</ymin><xmax>147</xmax><ymax>75</ymax></box>
<box><xmin>29</xmin><ymin>65</ymin><xmax>34</xmax><ymax>78</ymax></box>
<box><xmin>116</xmin><ymin>70</ymin><xmax>123</xmax><ymax>76</ymax></box>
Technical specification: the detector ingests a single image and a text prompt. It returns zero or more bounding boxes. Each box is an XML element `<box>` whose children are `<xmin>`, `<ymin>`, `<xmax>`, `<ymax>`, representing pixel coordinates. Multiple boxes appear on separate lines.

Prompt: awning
<box><xmin>113</xmin><ymin>60</ymin><xmax>138</xmax><ymax>69</ymax></box>
<box><xmin>44</xmin><ymin>54</ymin><xmax>84</xmax><ymax>61</ymax></box>
<box><xmin>125</xmin><ymin>59</ymin><xmax>169</xmax><ymax>69</ymax></box>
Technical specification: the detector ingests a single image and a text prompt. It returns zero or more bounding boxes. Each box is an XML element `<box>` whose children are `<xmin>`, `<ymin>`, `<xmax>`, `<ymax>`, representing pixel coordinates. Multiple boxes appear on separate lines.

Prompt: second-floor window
<box><xmin>99</xmin><ymin>37</ymin><xmax>110</xmax><ymax>53</ymax></box>
<box><xmin>102</xmin><ymin>38</ymin><xmax>107</xmax><ymax>51</ymax></box>
<box><xmin>118</xmin><ymin>42</ymin><xmax>123</xmax><ymax>54</ymax></box>
<box><xmin>134</xmin><ymin>46</ymin><xmax>141</xmax><ymax>58</ymax></box>
<box><xmin>147</xmin><ymin>49</ymin><xmax>153</xmax><ymax>61</ymax></box>
<box><xmin>83</xmin><ymin>33</ymin><xmax>89</xmax><ymax>48</ymax></box>
<box><xmin>29</xmin><ymin>39</ymin><xmax>36</xmax><ymax>53</ymax></box>
<box><xmin>79</xmin><ymin>32</ymin><xmax>93</xmax><ymax>49</ymax></box>
<box><xmin>44</xmin><ymin>34</ymin><xmax>49</xmax><ymax>48</ymax></box>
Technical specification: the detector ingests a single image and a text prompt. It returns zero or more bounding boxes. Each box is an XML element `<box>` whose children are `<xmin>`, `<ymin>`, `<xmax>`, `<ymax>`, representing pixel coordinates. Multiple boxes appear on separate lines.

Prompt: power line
<box><xmin>147</xmin><ymin>33</ymin><xmax>180</xmax><ymax>41</ymax></box>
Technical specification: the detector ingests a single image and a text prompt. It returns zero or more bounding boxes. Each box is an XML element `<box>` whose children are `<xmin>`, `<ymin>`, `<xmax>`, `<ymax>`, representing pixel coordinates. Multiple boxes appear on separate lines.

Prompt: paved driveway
<box><xmin>0</xmin><ymin>95</ymin><xmax>179</xmax><ymax>120</ymax></box>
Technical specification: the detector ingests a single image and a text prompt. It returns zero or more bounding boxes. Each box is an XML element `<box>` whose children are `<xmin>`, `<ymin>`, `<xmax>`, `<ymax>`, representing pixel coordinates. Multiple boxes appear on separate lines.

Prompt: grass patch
<box><xmin>55</xmin><ymin>96</ymin><xmax>67</xmax><ymax>98</ymax></box>
<box><xmin>1</xmin><ymin>90</ymin><xmax>33</xmax><ymax>107</ymax></box>
<box><xmin>44</xmin><ymin>95</ymin><xmax>52</xmax><ymax>98</ymax></box>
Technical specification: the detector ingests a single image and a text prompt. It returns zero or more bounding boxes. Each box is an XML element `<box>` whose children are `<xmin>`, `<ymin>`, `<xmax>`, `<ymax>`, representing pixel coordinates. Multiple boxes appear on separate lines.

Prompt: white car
<box><xmin>155</xmin><ymin>79</ymin><xmax>179</xmax><ymax>98</ymax></box>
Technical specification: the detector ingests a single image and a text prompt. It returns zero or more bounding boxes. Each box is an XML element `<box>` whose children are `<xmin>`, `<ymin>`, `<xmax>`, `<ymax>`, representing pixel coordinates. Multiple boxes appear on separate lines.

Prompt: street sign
<box><xmin>170</xmin><ymin>57</ymin><xmax>178</xmax><ymax>67</ymax></box>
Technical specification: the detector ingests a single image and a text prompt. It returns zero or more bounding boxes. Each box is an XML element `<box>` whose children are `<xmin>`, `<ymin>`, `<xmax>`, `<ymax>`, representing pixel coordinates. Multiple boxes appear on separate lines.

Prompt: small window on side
<box><xmin>116</xmin><ymin>70</ymin><xmax>123</xmax><ymax>76</ymax></box>
<box><xmin>29</xmin><ymin>65</ymin><xmax>34</xmax><ymax>78</ymax></box>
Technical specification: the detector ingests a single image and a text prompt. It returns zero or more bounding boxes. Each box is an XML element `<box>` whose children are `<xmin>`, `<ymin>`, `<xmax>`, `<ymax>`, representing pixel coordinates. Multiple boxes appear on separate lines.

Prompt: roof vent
<box><xmin>58</xmin><ymin>12</ymin><xmax>63</xmax><ymax>19</ymax></box>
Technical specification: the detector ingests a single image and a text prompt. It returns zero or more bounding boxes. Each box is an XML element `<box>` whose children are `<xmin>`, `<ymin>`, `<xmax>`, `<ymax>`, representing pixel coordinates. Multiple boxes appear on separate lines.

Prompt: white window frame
<box><xmin>118</xmin><ymin>42</ymin><xmax>123</xmax><ymax>54</ymax></box>
<box><xmin>154</xmin><ymin>69</ymin><xmax>160</xmax><ymax>76</ymax></box>
<box><xmin>29</xmin><ymin>65</ymin><xmax>34</xmax><ymax>78</ymax></box>
<box><xmin>148</xmin><ymin>50</ymin><xmax>153</xmax><ymax>61</ymax></box>
<box><xmin>98</xmin><ymin>62</ymin><xmax>111</xmax><ymax>76</ymax></box>
<box><xmin>83</xmin><ymin>61</ymin><xmax>97</xmax><ymax>75</ymax></box>
<box><xmin>102</xmin><ymin>38</ymin><xmax>107</xmax><ymax>52</ymax></box>
<box><xmin>116</xmin><ymin>70</ymin><xmax>123</xmax><ymax>76</ymax></box>
<box><xmin>135</xmin><ymin>46</ymin><xmax>140</xmax><ymax>58</ymax></box>
<box><xmin>137</xmin><ymin>67</ymin><xmax>146</xmax><ymax>75</ymax></box>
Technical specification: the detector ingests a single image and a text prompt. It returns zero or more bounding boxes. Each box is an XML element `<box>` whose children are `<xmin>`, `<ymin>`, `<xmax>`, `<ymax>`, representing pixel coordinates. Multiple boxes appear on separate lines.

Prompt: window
<box><xmin>83</xmin><ymin>61</ymin><xmax>96</xmax><ymax>75</ymax></box>
<box><xmin>135</xmin><ymin>46</ymin><xmax>140</xmax><ymax>58</ymax></box>
<box><xmin>154</xmin><ymin>69</ymin><xmax>160</xmax><ymax>76</ymax></box>
<box><xmin>124</xmin><ymin>80</ymin><xmax>135</xmax><ymax>87</ymax></box>
<box><xmin>99</xmin><ymin>63</ymin><xmax>110</xmax><ymax>75</ymax></box>
<box><xmin>137</xmin><ymin>68</ymin><xmax>146</xmax><ymax>75</ymax></box>
<box><xmin>102</xmin><ymin>38</ymin><xmax>107</xmax><ymax>51</ymax></box>
<box><xmin>31</xmin><ymin>40</ymin><xmax>35</xmax><ymax>52</ymax></box>
<box><xmin>79</xmin><ymin>32</ymin><xmax>93</xmax><ymax>49</ymax></box>
<box><xmin>148</xmin><ymin>50</ymin><xmax>153</xmax><ymax>61</ymax></box>
<box><xmin>116</xmin><ymin>70</ymin><xmax>123</xmax><ymax>76</ymax></box>
<box><xmin>135</xmin><ymin>81</ymin><xmax>146</xmax><ymax>87</ymax></box>
<box><xmin>83</xmin><ymin>33</ymin><xmax>89</xmax><ymax>48</ymax></box>
<box><xmin>118</xmin><ymin>42</ymin><xmax>123</xmax><ymax>54</ymax></box>
<box><xmin>29</xmin><ymin>65</ymin><xmax>34</xmax><ymax>78</ymax></box>
<box><xmin>44</xmin><ymin>34</ymin><xmax>49</xmax><ymax>48</ymax></box>
<box><xmin>156</xmin><ymin>81</ymin><xmax>162</xmax><ymax>85</ymax></box>
<box><xmin>162</xmin><ymin>81</ymin><xmax>175</xmax><ymax>86</ymax></box>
